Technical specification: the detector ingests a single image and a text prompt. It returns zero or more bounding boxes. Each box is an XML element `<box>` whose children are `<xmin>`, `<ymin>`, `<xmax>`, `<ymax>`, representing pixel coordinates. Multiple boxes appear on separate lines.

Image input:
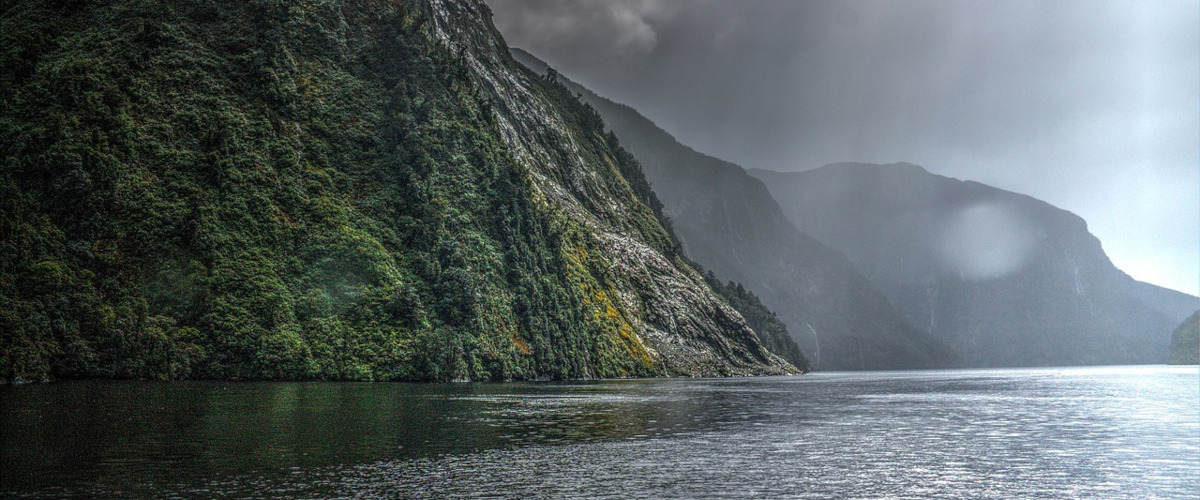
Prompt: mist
<box><xmin>488</xmin><ymin>0</ymin><xmax>1199</xmax><ymax>295</ymax></box>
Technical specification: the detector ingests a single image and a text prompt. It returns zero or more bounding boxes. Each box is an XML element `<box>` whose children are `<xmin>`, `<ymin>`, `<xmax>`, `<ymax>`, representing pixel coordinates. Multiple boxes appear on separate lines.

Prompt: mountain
<box><xmin>1168</xmin><ymin>312</ymin><xmax>1199</xmax><ymax>365</ymax></box>
<box><xmin>750</xmin><ymin>162</ymin><xmax>1198</xmax><ymax>367</ymax></box>
<box><xmin>0</xmin><ymin>0</ymin><xmax>795</xmax><ymax>382</ymax></box>
<box><xmin>511</xmin><ymin>48</ymin><xmax>958</xmax><ymax>370</ymax></box>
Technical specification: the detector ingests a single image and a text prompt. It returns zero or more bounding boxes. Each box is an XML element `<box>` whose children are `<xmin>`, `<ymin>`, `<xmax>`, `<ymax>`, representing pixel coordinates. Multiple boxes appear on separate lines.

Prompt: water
<box><xmin>2</xmin><ymin>366</ymin><xmax>1197</xmax><ymax>498</ymax></box>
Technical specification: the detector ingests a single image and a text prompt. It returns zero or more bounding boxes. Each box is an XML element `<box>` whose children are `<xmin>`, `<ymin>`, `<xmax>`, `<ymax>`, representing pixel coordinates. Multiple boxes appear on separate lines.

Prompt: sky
<box><xmin>486</xmin><ymin>0</ymin><xmax>1199</xmax><ymax>296</ymax></box>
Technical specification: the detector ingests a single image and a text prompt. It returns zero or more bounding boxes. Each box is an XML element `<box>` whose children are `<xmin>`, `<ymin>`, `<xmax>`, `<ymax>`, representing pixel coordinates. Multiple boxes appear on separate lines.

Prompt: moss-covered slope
<box><xmin>0</xmin><ymin>0</ymin><xmax>792</xmax><ymax>381</ymax></box>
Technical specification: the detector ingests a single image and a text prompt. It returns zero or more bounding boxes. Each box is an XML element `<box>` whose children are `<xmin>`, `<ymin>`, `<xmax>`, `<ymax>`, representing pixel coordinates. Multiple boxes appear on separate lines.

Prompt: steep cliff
<box><xmin>751</xmin><ymin>162</ymin><xmax>1197</xmax><ymax>367</ymax></box>
<box><xmin>511</xmin><ymin>49</ymin><xmax>958</xmax><ymax>370</ymax></box>
<box><xmin>0</xmin><ymin>0</ymin><xmax>792</xmax><ymax>381</ymax></box>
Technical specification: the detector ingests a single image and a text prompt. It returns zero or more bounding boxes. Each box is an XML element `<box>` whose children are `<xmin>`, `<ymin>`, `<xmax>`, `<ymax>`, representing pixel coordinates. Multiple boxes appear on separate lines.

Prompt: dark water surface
<box><xmin>2</xmin><ymin>366</ymin><xmax>1197</xmax><ymax>498</ymax></box>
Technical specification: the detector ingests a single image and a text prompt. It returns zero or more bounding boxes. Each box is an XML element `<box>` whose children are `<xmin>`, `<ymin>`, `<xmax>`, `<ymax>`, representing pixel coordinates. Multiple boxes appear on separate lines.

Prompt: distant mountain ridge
<box><xmin>751</xmin><ymin>162</ymin><xmax>1198</xmax><ymax>367</ymax></box>
<box><xmin>512</xmin><ymin>48</ymin><xmax>958</xmax><ymax>370</ymax></box>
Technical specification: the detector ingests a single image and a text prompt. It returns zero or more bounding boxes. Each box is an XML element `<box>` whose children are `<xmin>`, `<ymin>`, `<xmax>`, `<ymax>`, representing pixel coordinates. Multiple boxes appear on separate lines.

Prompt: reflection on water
<box><xmin>2</xmin><ymin>366</ymin><xmax>1197</xmax><ymax>498</ymax></box>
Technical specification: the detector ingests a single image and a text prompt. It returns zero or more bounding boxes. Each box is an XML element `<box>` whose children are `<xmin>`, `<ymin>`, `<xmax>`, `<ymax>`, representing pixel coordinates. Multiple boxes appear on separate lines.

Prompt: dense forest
<box><xmin>0</xmin><ymin>0</ymin><xmax>800</xmax><ymax>382</ymax></box>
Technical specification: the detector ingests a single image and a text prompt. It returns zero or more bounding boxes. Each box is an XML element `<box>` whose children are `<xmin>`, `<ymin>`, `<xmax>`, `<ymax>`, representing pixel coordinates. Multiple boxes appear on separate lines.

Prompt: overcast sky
<box><xmin>487</xmin><ymin>0</ymin><xmax>1198</xmax><ymax>296</ymax></box>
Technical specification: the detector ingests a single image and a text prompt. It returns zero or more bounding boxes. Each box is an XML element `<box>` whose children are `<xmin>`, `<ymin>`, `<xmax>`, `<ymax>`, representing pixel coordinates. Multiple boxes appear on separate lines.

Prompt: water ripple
<box><xmin>2</xmin><ymin>366</ymin><xmax>1196</xmax><ymax>498</ymax></box>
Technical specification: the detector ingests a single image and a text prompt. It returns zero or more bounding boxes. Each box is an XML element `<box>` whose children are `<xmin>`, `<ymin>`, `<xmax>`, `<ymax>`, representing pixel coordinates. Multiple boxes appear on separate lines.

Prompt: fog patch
<box><xmin>937</xmin><ymin>203</ymin><xmax>1038</xmax><ymax>280</ymax></box>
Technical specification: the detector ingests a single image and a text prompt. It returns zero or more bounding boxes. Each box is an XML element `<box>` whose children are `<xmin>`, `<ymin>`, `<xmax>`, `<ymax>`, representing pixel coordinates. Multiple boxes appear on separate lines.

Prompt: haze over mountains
<box><xmin>514</xmin><ymin>48</ymin><xmax>1195</xmax><ymax>370</ymax></box>
<box><xmin>1168</xmin><ymin>312</ymin><xmax>1199</xmax><ymax>365</ymax></box>
<box><xmin>3</xmin><ymin>0</ymin><xmax>1190</xmax><ymax>382</ymax></box>
<box><xmin>487</xmin><ymin>0</ymin><xmax>1200</xmax><ymax>300</ymax></box>
<box><xmin>751</xmin><ymin>163</ymin><xmax>1197</xmax><ymax>367</ymax></box>
<box><xmin>513</xmin><ymin>48</ymin><xmax>957</xmax><ymax>371</ymax></box>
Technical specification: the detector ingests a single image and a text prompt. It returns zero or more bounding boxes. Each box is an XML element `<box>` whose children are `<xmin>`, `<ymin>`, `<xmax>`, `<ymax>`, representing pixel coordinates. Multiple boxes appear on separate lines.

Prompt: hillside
<box><xmin>1168</xmin><ymin>312</ymin><xmax>1198</xmax><ymax>365</ymax></box>
<box><xmin>751</xmin><ymin>163</ymin><xmax>1197</xmax><ymax>367</ymax></box>
<box><xmin>0</xmin><ymin>0</ymin><xmax>794</xmax><ymax>381</ymax></box>
<box><xmin>511</xmin><ymin>48</ymin><xmax>958</xmax><ymax>370</ymax></box>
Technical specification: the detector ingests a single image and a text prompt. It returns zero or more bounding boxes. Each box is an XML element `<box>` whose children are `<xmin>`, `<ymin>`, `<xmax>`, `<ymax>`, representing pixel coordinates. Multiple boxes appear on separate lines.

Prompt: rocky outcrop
<box><xmin>426</xmin><ymin>0</ymin><xmax>792</xmax><ymax>376</ymax></box>
<box><xmin>511</xmin><ymin>49</ymin><xmax>957</xmax><ymax>370</ymax></box>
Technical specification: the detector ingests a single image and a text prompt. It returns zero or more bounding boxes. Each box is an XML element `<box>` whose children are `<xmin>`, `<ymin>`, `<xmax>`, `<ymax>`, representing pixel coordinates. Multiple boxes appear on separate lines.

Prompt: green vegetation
<box><xmin>699</xmin><ymin>269</ymin><xmax>810</xmax><ymax>372</ymax></box>
<box><xmin>0</xmin><ymin>0</ymin><xmax>796</xmax><ymax>382</ymax></box>
<box><xmin>1167</xmin><ymin>311</ymin><xmax>1198</xmax><ymax>365</ymax></box>
<box><xmin>509</xmin><ymin>49</ymin><xmax>960</xmax><ymax>371</ymax></box>
<box><xmin>0</xmin><ymin>0</ymin><xmax>586</xmax><ymax>381</ymax></box>
<box><xmin>531</xmin><ymin>62</ymin><xmax>805</xmax><ymax>373</ymax></box>
<box><xmin>528</xmin><ymin>66</ymin><xmax>681</xmax><ymax>259</ymax></box>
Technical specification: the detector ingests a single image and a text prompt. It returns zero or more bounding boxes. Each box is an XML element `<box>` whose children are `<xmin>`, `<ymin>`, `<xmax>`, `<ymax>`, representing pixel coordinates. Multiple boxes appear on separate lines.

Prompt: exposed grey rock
<box><xmin>426</xmin><ymin>0</ymin><xmax>791</xmax><ymax>376</ymax></box>
<box><xmin>511</xmin><ymin>48</ymin><xmax>957</xmax><ymax>370</ymax></box>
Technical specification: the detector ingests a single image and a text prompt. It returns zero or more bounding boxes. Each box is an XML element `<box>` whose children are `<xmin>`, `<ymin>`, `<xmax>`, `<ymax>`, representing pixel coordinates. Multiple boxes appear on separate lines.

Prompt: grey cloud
<box><xmin>489</xmin><ymin>0</ymin><xmax>680</xmax><ymax>56</ymax></box>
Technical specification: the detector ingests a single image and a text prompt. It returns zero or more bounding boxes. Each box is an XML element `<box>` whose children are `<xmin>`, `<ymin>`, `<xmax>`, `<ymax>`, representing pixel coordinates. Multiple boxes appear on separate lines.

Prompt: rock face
<box><xmin>511</xmin><ymin>49</ymin><xmax>958</xmax><ymax>370</ymax></box>
<box><xmin>425</xmin><ymin>0</ymin><xmax>795</xmax><ymax>377</ymax></box>
<box><xmin>751</xmin><ymin>162</ymin><xmax>1198</xmax><ymax>367</ymax></box>
<box><xmin>0</xmin><ymin>0</ymin><xmax>791</xmax><ymax>381</ymax></box>
<box><xmin>1168</xmin><ymin>312</ymin><xmax>1199</xmax><ymax>365</ymax></box>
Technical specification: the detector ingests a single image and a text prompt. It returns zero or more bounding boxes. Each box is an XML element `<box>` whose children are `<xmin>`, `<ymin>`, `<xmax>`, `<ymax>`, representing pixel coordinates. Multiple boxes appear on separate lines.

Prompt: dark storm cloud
<box><xmin>487</xmin><ymin>0</ymin><xmax>1199</xmax><ymax>295</ymax></box>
